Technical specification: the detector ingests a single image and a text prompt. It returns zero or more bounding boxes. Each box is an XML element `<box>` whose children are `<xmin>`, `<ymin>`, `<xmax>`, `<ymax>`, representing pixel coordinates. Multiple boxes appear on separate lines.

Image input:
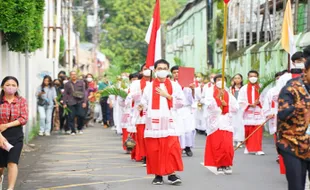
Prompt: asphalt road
<box><xmin>9</xmin><ymin>124</ymin><xmax>287</xmax><ymax>190</ymax></box>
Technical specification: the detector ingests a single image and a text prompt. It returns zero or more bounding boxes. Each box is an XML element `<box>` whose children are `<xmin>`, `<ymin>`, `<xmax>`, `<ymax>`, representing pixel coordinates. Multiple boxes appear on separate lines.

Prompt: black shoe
<box><xmin>142</xmin><ymin>157</ymin><xmax>147</xmax><ymax>167</ymax></box>
<box><xmin>185</xmin><ymin>147</ymin><xmax>193</xmax><ymax>157</ymax></box>
<box><xmin>152</xmin><ymin>175</ymin><xmax>163</xmax><ymax>185</ymax></box>
<box><xmin>168</xmin><ymin>174</ymin><xmax>182</xmax><ymax>185</ymax></box>
<box><xmin>217</xmin><ymin>167</ymin><xmax>225</xmax><ymax>175</ymax></box>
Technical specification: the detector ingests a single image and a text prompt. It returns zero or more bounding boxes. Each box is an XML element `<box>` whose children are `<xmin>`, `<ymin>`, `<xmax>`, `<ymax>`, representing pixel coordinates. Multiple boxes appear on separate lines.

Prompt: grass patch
<box><xmin>27</xmin><ymin>121</ymin><xmax>40</xmax><ymax>142</ymax></box>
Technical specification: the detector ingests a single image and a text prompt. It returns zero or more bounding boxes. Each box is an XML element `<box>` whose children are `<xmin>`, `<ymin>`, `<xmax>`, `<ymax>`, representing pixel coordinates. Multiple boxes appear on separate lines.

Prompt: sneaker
<box><xmin>78</xmin><ymin>130</ymin><xmax>84</xmax><ymax>135</ymax></box>
<box><xmin>223</xmin><ymin>166</ymin><xmax>233</xmax><ymax>175</ymax></box>
<box><xmin>0</xmin><ymin>175</ymin><xmax>3</xmax><ymax>190</ymax></box>
<box><xmin>167</xmin><ymin>174</ymin><xmax>182</xmax><ymax>185</ymax></box>
<box><xmin>71</xmin><ymin>132</ymin><xmax>76</xmax><ymax>136</ymax></box>
<box><xmin>45</xmin><ymin>132</ymin><xmax>51</xmax><ymax>136</ymax></box>
<box><xmin>38</xmin><ymin>132</ymin><xmax>44</xmax><ymax>136</ymax></box>
<box><xmin>244</xmin><ymin>148</ymin><xmax>249</xmax><ymax>155</ymax></box>
<box><xmin>185</xmin><ymin>147</ymin><xmax>193</xmax><ymax>157</ymax></box>
<box><xmin>152</xmin><ymin>175</ymin><xmax>163</xmax><ymax>185</ymax></box>
<box><xmin>65</xmin><ymin>131</ymin><xmax>71</xmax><ymax>135</ymax></box>
<box><xmin>255</xmin><ymin>151</ymin><xmax>265</xmax><ymax>156</ymax></box>
<box><xmin>217</xmin><ymin>167</ymin><xmax>225</xmax><ymax>175</ymax></box>
<box><xmin>111</xmin><ymin>126</ymin><xmax>117</xmax><ymax>131</ymax></box>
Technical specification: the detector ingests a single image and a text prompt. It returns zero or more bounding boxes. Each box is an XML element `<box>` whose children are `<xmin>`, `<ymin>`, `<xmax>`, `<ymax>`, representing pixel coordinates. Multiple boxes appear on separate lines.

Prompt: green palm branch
<box><xmin>100</xmin><ymin>86</ymin><xmax>128</xmax><ymax>99</ymax></box>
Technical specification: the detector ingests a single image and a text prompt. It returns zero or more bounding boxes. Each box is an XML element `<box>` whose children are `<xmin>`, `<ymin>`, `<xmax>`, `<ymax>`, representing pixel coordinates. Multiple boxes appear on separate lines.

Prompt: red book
<box><xmin>178</xmin><ymin>67</ymin><xmax>195</xmax><ymax>88</ymax></box>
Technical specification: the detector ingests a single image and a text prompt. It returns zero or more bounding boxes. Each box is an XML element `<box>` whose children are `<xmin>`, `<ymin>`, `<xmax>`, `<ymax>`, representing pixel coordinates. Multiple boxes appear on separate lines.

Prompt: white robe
<box><xmin>203</xmin><ymin>87</ymin><xmax>239</xmax><ymax>136</ymax></box>
<box><xmin>177</xmin><ymin>87</ymin><xmax>196</xmax><ymax>133</ymax></box>
<box><xmin>202</xmin><ymin>82</ymin><xmax>214</xmax><ymax>131</ymax></box>
<box><xmin>238</xmin><ymin>84</ymin><xmax>265</xmax><ymax>126</ymax></box>
<box><xmin>262</xmin><ymin>86</ymin><xmax>279</xmax><ymax>135</ymax></box>
<box><xmin>141</xmin><ymin>80</ymin><xmax>185</xmax><ymax>138</ymax></box>
<box><xmin>229</xmin><ymin>87</ymin><xmax>244</xmax><ymax>142</ymax></box>
<box><xmin>178</xmin><ymin>87</ymin><xmax>196</xmax><ymax>148</ymax></box>
<box><xmin>109</xmin><ymin>95</ymin><xmax>122</xmax><ymax>134</ymax></box>
<box><xmin>194</xmin><ymin>86</ymin><xmax>206</xmax><ymax>131</ymax></box>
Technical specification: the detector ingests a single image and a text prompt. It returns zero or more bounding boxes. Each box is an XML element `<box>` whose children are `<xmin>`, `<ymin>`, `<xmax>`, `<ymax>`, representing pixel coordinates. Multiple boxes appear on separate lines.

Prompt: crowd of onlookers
<box><xmin>36</xmin><ymin>71</ymin><xmax>117</xmax><ymax>136</ymax></box>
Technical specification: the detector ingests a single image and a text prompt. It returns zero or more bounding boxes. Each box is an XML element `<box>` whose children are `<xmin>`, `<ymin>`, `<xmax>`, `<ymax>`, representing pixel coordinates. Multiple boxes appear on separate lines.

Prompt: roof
<box><xmin>167</xmin><ymin>0</ymin><xmax>203</xmax><ymax>26</ymax></box>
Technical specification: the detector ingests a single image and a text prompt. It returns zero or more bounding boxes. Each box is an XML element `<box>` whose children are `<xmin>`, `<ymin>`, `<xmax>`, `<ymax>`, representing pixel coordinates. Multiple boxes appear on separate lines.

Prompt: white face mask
<box><xmin>63</xmin><ymin>80</ymin><xmax>68</xmax><ymax>84</ymax></box>
<box><xmin>156</xmin><ymin>70</ymin><xmax>169</xmax><ymax>78</ymax></box>
<box><xmin>210</xmin><ymin>78</ymin><xmax>214</xmax><ymax>83</ymax></box>
<box><xmin>294</xmin><ymin>63</ymin><xmax>305</xmax><ymax>69</ymax></box>
<box><xmin>249</xmin><ymin>77</ymin><xmax>258</xmax><ymax>84</ymax></box>
<box><xmin>196</xmin><ymin>77</ymin><xmax>201</xmax><ymax>82</ymax></box>
<box><xmin>216</xmin><ymin>81</ymin><xmax>226</xmax><ymax>89</ymax></box>
<box><xmin>122</xmin><ymin>76</ymin><xmax>128</xmax><ymax>80</ymax></box>
<box><xmin>143</xmin><ymin>69</ymin><xmax>151</xmax><ymax>77</ymax></box>
<box><xmin>86</xmin><ymin>78</ymin><xmax>93</xmax><ymax>82</ymax></box>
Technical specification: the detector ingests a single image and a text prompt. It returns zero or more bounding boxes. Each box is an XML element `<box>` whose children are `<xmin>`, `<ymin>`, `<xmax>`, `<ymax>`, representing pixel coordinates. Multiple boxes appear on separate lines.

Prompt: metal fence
<box><xmin>227</xmin><ymin>0</ymin><xmax>310</xmax><ymax>50</ymax></box>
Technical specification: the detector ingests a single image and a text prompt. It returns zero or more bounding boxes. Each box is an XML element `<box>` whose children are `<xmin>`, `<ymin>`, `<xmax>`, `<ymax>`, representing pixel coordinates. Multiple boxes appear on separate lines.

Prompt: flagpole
<box><xmin>221</xmin><ymin>2</ymin><xmax>229</xmax><ymax>97</ymax></box>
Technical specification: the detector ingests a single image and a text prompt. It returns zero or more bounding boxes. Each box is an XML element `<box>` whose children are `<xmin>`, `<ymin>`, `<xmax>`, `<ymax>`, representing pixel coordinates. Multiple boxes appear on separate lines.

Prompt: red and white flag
<box><xmin>145</xmin><ymin>0</ymin><xmax>161</xmax><ymax>70</ymax></box>
<box><xmin>223</xmin><ymin>0</ymin><xmax>230</xmax><ymax>4</ymax></box>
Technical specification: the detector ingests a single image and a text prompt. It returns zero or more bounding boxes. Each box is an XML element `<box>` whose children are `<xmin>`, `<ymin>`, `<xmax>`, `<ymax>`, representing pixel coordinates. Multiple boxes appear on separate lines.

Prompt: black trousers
<box><xmin>100</xmin><ymin>97</ymin><xmax>110</xmax><ymax>125</ymax></box>
<box><xmin>280</xmin><ymin>150</ymin><xmax>310</xmax><ymax>190</ymax></box>
<box><xmin>59</xmin><ymin>106</ymin><xmax>69</xmax><ymax>131</ymax></box>
<box><xmin>67</xmin><ymin>103</ymin><xmax>85</xmax><ymax>133</ymax></box>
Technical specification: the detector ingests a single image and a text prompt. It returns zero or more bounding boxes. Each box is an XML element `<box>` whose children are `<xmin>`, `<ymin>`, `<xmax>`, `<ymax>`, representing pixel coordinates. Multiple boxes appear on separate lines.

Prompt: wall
<box><xmin>165</xmin><ymin>0</ymin><xmax>207</xmax><ymax>73</ymax></box>
<box><xmin>0</xmin><ymin>37</ymin><xmax>57</xmax><ymax>143</ymax></box>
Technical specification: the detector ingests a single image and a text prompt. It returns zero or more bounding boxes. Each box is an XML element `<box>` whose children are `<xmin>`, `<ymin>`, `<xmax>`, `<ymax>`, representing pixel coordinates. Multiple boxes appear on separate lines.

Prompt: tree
<box><xmin>99</xmin><ymin>0</ymin><xmax>184</xmax><ymax>75</ymax></box>
<box><xmin>0</xmin><ymin>0</ymin><xmax>45</xmax><ymax>52</ymax></box>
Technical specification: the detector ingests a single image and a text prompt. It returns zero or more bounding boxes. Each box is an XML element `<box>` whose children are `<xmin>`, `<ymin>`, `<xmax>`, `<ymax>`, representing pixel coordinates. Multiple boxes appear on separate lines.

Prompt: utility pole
<box><xmin>93</xmin><ymin>0</ymin><xmax>99</xmax><ymax>76</ymax></box>
<box><xmin>68</xmin><ymin>0</ymin><xmax>72</xmax><ymax>71</ymax></box>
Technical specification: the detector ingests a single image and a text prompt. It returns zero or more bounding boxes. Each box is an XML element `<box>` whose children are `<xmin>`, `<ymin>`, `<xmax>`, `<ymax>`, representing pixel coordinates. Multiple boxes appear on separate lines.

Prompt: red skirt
<box><xmin>136</xmin><ymin>124</ymin><xmax>146</xmax><ymax>157</ymax></box>
<box><xmin>130</xmin><ymin>125</ymin><xmax>145</xmax><ymax>161</ymax></box>
<box><xmin>131</xmin><ymin>133</ymin><xmax>142</xmax><ymax>161</ymax></box>
<box><xmin>204</xmin><ymin>130</ymin><xmax>234</xmax><ymax>167</ymax></box>
<box><xmin>244</xmin><ymin>125</ymin><xmax>263</xmax><ymax>152</ymax></box>
<box><xmin>122</xmin><ymin>128</ymin><xmax>129</xmax><ymax>151</ymax></box>
<box><xmin>145</xmin><ymin>136</ymin><xmax>183</xmax><ymax>176</ymax></box>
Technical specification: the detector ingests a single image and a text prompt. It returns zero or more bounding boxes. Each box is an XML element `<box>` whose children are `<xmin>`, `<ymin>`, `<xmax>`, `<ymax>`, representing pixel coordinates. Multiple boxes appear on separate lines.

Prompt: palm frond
<box><xmin>259</xmin><ymin>73</ymin><xmax>276</xmax><ymax>93</ymax></box>
<box><xmin>100</xmin><ymin>86</ymin><xmax>128</xmax><ymax>99</ymax></box>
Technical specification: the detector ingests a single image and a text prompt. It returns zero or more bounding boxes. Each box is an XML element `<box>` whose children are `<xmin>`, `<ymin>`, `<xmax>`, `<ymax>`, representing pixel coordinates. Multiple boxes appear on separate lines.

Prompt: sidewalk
<box><xmin>14</xmin><ymin>125</ymin><xmax>150</xmax><ymax>190</ymax></box>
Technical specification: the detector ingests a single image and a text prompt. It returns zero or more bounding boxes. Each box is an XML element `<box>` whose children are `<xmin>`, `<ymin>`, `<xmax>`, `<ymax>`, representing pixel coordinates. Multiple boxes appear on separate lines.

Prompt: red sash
<box><xmin>247</xmin><ymin>83</ymin><xmax>261</xmax><ymax>108</ymax></box>
<box><xmin>152</xmin><ymin>78</ymin><xmax>173</xmax><ymax>110</ymax></box>
<box><xmin>213</xmin><ymin>86</ymin><xmax>229</xmax><ymax>115</ymax></box>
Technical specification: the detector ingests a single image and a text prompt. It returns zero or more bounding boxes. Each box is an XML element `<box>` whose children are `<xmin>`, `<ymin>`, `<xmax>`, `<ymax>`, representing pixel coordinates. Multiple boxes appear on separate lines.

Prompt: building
<box><xmin>165</xmin><ymin>0</ymin><xmax>310</xmax><ymax>78</ymax></box>
<box><xmin>165</xmin><ymin>0</ymin><xmax>208</xmax><ymax>73</ymax></box>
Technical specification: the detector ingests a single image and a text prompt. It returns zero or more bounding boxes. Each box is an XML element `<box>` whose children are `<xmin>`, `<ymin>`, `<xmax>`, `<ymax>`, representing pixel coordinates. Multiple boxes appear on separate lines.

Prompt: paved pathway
<box><xmin>10</xmin><ymin>125</ymin><xmax>287</xmax><ymax>190</ymax></box>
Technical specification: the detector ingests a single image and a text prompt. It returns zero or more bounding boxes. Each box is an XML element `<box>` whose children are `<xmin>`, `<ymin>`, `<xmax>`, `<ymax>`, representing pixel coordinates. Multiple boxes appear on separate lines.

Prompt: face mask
<box><xmin>216</xmin><ymin>81</ymin><xmax>226</xmax><ymax>89</ymax></box>
<box><xmin>86</xmin><ymin>78</ymin><xmax>93</xmax><ymax>82</ymax></box>
<box><xmin>294</xmin><ymin>63</ymin><xmax>305</xmax><ymax>69</ymax></box>
<box><xmin>143</xmin><ymin>70</ymin><xmax>151</xmax><ymax>77</ymax></box>
<box><xmin>122</xmin><ymin>76</ymin><xmax>128</xmax><ymax>80</ymax></box>
<box><xmin>156</xmin><ymin>70</ymin><xmax>169</xmax><ymax>78</ymax></box>
<box><xmin>3</xmin><ymin>86</ymin><xmax>18</xmax><ymax>95</ymax></box>
<box><xmin>210</xmin><ymin>78</ymin><xmax>214</xmax><ymax>83</ymax></box>
<box><xmin>249</xmin><ymin>77</ymin><xmax>258</xmax><ymax>84</ymax></box>
<box><xmin>63</xmin><ymin>80</ymin><xmax>68</xmax><ymax>84</ymax></box>
<box><xmin>196</xmin><ymin>77</ymin><xmax>201</xmax><ymax>82</ymax></box>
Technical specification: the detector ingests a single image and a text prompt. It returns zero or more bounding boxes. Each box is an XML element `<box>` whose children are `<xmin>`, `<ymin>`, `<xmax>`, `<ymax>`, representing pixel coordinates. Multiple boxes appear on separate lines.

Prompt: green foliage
<box><xmin>27</xmin><ymin>121</ymin><xmax>39</xmax><ymax>142</ymax></box>
<box><xmin>100</xmin><ymin>0</ymin><xmax>184</xmax><ymax>73</ymax></box>
<box><xmin>100</xmin><ymin>86</ymin><xmax>128</xmax><ymax>99</ymax></box>
<box><xmin>173</xmin><ymin>57</ymin><xmax>184</xmax><ymax>66</ymax></box>
<box><xmin>259</xmin><ymin>73</ymin><xmax>276</xmax><ymax>93</ymax></box>
<box><xmin>0</xmin><ymin>0</ymin><xmax>45</xmax><ymax>52</ymax></box>
<box><xmin>73</xmin><ymin>13</ymin><xmax>87</xmax><ymax>42</ymax></box>
<box><xmin>59</xmin><ymin>36</ymin><xmax>65</xmax><ymax>60</ymax></box>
